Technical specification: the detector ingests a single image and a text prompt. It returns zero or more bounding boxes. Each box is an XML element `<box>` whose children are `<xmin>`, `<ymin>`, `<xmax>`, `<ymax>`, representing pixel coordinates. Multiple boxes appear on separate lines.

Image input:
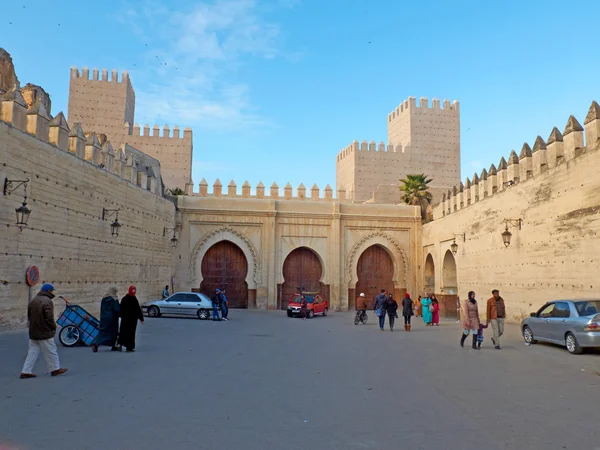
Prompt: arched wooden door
<box><xmin>440</xmin><ymin>250</ymin><xmax>458</xmax><ymax>318</ymax></box>
<box><xmin>200</xmin><ymin>240</ymin><xmax>248</xmax><ymax>308</ymax></box>
<box><xmin>281</xmin><ymin>247</ymin><xmax>323</xmax><ymax>310</ymax></box>
<box><xmin>424</xmin><ymin>253</ymin><xmax>435</xmax><ymax>294</ymax></box>
<box><xmin>355</xmin><ymin>245</ymin><xmax>394</xmax><ymax>308</ymax></box>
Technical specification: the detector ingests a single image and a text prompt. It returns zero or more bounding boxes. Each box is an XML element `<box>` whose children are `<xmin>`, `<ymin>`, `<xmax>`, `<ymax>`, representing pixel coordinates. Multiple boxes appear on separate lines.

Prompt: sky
<box><xmin>1</xmin><ymin>0</ymin><xmax>599</xmax><ymax>193</ymax></box>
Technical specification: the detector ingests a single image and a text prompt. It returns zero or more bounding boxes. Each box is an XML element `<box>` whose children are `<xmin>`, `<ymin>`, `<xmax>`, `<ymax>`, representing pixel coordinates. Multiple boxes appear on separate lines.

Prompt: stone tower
<box><xmin>67</xmin><ymin>66</ymin><xmax>193</xmax><ymax>191</ymax></box>
<box><xmin>336</xmin><ymin>96</ymin><xmax>460</xmax><ymax>204</ymax></box>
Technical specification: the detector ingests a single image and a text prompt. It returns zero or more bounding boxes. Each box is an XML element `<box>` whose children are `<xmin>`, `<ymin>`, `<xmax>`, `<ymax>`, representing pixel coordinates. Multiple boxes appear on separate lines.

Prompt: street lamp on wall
<box><xmin>502</xmin><ymin>219</ymin><xmax>522</xmax><ymax>248</ymax></box>
<box><xmin>163</xmin><ymin>227</ymin><xmax>178</xmax><ymax>248</ymax></box>
<box><xmin>3</xmin><ymin>178</ymin><xmax>31</xmax><ymax>231</ymax></box>
<box><xmin>450</xmin><ymin>233</ymin><xmax>465</xmax><ymax>255</ymax></box>
<box><xmin>102</xmin><ymin>208</ymin><xmax>121</xmax><ymax>237</ymax></box>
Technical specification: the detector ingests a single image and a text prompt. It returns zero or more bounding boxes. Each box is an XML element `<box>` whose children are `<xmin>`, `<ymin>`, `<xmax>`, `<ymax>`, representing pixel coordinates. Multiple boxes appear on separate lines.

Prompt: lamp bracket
<box><xmin>453</xmin><ymin>233</ymin><xmax>466</xmax><ymax>242</ymax></box>
<box><xmin>504</xmin><ymin>218</ymin><xmax>522</xmax><ymax>230</ymax></box>
<box><xmin>163</xmin><ymin>226</ymin><xmax>176</xmax><ymax>236</ymax></box>
<box><xmin>3</xmin><ymin>178</ymin><xmax>29</xmax><ymax>196</ymax></box>
<box><xmin>102</xmin><ymin>208</ymin><xmax>119</xmax><ymax>221</ymax></box>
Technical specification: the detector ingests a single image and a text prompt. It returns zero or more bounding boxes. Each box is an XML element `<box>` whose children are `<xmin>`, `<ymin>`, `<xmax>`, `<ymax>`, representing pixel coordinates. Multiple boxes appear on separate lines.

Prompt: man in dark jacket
<box><xmin>20</xmin><ymin>284</ymin><xmax>68</xmax><ymax>379</ymax></box>
<box><xmin>211</xmin><ymin>289</ymin><xmax>221</xmax><ymax>321</ymax></box>
<box><xmin>374</xmin><ymin>289</ymin><xmax>388</xmax><ymax>331</ymax></box>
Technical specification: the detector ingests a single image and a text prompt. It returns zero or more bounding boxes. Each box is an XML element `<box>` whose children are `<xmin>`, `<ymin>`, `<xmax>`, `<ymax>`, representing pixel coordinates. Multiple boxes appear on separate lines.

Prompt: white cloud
<box><xmin>118</xmin><ymin>0</ymin><xmax>290</xmax><ymax>130</ymax></box>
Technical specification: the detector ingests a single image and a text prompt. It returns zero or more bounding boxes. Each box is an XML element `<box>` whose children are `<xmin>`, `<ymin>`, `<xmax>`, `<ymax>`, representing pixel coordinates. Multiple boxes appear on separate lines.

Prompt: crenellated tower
<box><xmin>67</xmin><ymin>67</ymin><xmax>193</xmax><ymax>191</ymax></box>
<box><xmin>336</xmin><ymin>96</ymin><xmax>460</xmax><ymax>204</ymax></box>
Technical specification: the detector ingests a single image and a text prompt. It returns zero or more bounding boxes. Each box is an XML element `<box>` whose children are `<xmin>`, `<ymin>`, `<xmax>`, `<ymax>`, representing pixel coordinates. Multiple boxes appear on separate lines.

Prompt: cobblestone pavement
<box><xmin>1</xmin><ymin>311</ymin><xmax>599</xmax><ymax>450</ymax></box>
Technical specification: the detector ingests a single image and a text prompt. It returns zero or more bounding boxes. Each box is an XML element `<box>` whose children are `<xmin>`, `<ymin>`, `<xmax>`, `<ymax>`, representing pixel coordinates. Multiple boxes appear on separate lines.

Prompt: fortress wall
<box><xmin>67</xmin><ymin>67</ymin><xmax>192</xmax><ymax>191</ymax></box>
<box><xmin>0</xmin><ymin>94</ymin><xmax>176</xmax><ymax>330</ymax></box>
<box><xmin>423</xmin><ymin>101</ymin><xmax>600</xmax><ymax>322</ymax></box>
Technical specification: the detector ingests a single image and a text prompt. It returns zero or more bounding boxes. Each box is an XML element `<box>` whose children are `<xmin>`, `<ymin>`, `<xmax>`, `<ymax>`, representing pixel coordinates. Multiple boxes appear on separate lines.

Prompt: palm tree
<box><xmin>399</xmin><ymin>174</ymin><xmax>433</xmax><ymax>221</ymax></box>
<box><xmin>167</xmin><ymin>187</ymin><xmax>186</xmax><ymax>196</ymax></box>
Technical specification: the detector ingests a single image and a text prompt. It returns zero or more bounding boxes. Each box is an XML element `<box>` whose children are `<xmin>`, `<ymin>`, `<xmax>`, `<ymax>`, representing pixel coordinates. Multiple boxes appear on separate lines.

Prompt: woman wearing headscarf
<box><xmin>92</xmin><ymin>287</ymin><xmax>121</xmax><ymax>352</ymax></box>
<box><xmin>119</xmin><ymin>286</ymin><xmax>144</xmax><ymax>352</ymax></box>
<box><xmin>401</xmin><ymin>293</ymin><xmax>414</xmax><ymax>331</ymax></box>
<box><xmin>461</xmin><ymin>291</ymin><xmax>481</xmax><ymax>350</ymax></box>
<box><xmin>421</xmin><ymin>294</ymin><xmax>433</xmax><ymax>326</ymax></box>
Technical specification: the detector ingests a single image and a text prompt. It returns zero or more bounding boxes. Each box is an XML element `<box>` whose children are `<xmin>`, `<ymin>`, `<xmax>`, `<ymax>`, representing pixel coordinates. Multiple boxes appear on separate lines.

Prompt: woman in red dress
<box><xmin>431</xmin><ymin>296</ymin><xmax>440</xmax><ymax>326</ymax></box>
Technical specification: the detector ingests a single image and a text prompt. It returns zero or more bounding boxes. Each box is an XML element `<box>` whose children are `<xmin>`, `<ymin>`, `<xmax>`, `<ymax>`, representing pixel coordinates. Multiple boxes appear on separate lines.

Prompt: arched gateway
<box><xmin>354</xmin><ymin>245</ymin><xmax>394</xmax><ymax>309</ymax></box>
<box><xmin>200</xmin><ymin>240</ymin><xmax>248</xmax><ymax>308</ymax></box>
<box><xmin>280</xmin><ymin>247</ymin><xmax>325</xmax><ymax>310</ymax></box>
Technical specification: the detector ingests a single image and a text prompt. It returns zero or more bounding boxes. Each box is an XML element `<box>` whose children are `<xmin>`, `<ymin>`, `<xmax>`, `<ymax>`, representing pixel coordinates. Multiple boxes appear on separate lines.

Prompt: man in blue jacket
<box><xmin>219</xmin><ymin>289</ymin><xmax>229</xmax><ymax>321</ymax></box>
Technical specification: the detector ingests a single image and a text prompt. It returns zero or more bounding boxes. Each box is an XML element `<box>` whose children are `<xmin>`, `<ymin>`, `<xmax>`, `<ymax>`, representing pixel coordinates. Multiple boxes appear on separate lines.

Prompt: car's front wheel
<box><xmin>523</xmin><ymin>325</ymin><xmax>537</xmax><ymax>344</ymax></box>
<box><xmin>287</xmin><ymin>311</ymin><xmax>293</xmax><ymax>318</ymax></box>
<box><xmin>565</xmin><ymin>332</ymin><xmax>582</xmax><ymax>354</ymax></box>
<box><xmin>197</xmin><ymin>309</ymin><xmax>210</xmax><ymax>320</ymax></box>
<box><xmin>308</xmin><ymin>310</ymin><xmax>314</xmax><ymax>319</ymax></box>
<box><xmin>323</xmin><ymin>308</ymin><xmax>328</xmax><ymax>316</ymax></box>
<box><xmin>147</xmin><ymin>306</ymin><xmax>160</xmax><ymax>318</ymax></box>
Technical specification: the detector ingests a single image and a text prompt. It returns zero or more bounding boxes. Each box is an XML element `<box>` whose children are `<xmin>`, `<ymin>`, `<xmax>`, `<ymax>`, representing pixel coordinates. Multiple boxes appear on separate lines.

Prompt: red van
<box><xmin>287</xmin><ymin>293</ymin><xmax>328</xmax><ymax>318</ymax></box>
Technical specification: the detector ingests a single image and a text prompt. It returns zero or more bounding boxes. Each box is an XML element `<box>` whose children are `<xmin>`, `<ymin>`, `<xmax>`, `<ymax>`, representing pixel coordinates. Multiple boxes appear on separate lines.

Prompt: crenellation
<box><xmin>213</xmin><ymin>179</ymin><xmax>222</xmax><ymax>197</ymax></box>
<box><xmin>584</xmin><ymin>101</ymin><xmax>600</xmax><ymax>149</ymax></box>
<box><xmin>532</xmin><ymin>136</ymin><xmax>547</xmax><ymax>176</ymax></box>
<box><xmin>298</xmin><ymin>183</ymin><xmax>306</xmax><ymax>199</ymax></box>
<box><xmin>242</xmin><ymin>181</ymin><xmax>251</xmax><ymax>198</ymax></box>
<box><xmin>68</xmin><ymin>122</ymin><xmax>86</xmax><ymax>158</ymax></box>
<box><xmin>92</xmin><ymin>68</ymin><xmax>99</xmax><ymax>81</ymax></box>
<box><xmin>49</xmin><ymin>112</ymin><xmax>70</xmax><ymax>151</ymax></box>
<box><xmin>1</xmin><ymin>84</ymin><xmax>27</xmax><ymax>131</ymax></box>
<box><xmin>228</xmin><ymin>180</ymin><xmax>237</xmax><ymax>197</ymax></box>
<box><xmin>507</xmin><ymin>150</ymin><xmax>520</xmax><ymax>183</ymax></box>
<box><xmin>311</xmin><ymin>183</ymin><xmax>320</xmax><ymax>199</ymax></box>
<box><xmin>101</xmin><ymin>68</ymin><xmax>108</xmax><ymax>81</ymax></box>
<box><xmin>152</xmin><ymin>124</ymin><xmax>160</xmax><ymax>137</ymax></box>
<box><xmin>26</xmin><ymin>98</ymin><xmax>50</xmax><ymax>141</ymax></box>
<box><xmin>256</xmin><ymin>181</ymin><xmax>265</xmax><ymax>199</ymax></box>
<box><xmin>284</xmin><ymin>182</ymin><xmax>293</xmax><ymax>200</ymax></box>
<box><xmin>85</xmin><ymin>132</ymin><xmax>103</xmax><ymax>165</ymax></box>
<box><xmin>270</xmin><ymin>182</ymin><xmax>279</xmax><ymax>199</ymax></box>
<box><xmin>497</xmin><ymin>157</ymin><xmax>508</xmax><ymax>191</ymax></box>
<box><xmin>563</xmin><ymin>115</ymin><xmax>584</xmax><ymax>160</ymax></box>
<box><xmin>199</xmin><ymin>178</ymin><xmax>208</xmax><ymax>196</ymax></box>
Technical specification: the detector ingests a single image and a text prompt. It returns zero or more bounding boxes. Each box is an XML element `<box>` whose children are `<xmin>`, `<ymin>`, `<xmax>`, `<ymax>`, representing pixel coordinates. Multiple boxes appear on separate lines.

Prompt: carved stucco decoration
<box><xmin>191</xmin><ymin>226</ymin><xmax>262</xmax><ymax>288</ymax></box>
<box><xmin>346</xmin><ymin>231</ymin><xmax>409</xmax><ymax>285</ymax></box>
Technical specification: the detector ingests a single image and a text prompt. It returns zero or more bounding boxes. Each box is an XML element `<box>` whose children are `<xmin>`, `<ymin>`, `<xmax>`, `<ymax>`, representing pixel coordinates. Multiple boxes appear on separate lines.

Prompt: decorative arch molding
<box><xmin>346</xmin><ymin>232</ymin><xmax>409</xmax><ymax>286</ymax></box>
<box><xmin>190</xmin><ymin>227</ymin><xmax>261</xmax><ymax>289</ymax></box>
<box><xmin>277</xmin><ymin>245</ymin><xmax>327</xmax><ymax>285</ymax></box>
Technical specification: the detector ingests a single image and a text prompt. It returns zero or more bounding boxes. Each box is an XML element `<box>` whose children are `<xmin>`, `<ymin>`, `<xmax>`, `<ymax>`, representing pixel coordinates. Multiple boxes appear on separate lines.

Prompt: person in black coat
<box><xmin>92</xmin><ymin>286</ymin><xmax>121</xmax><ymax>352</ymax></box>
<box><xmin>118</xmin><ymin>286</ymin><xmax>144</xmax><ymax>352</ymax></box>
<box><xmin>383</xmin><ymin>294</ymin><xmax>399</xmax><ymax>332</ymax></box>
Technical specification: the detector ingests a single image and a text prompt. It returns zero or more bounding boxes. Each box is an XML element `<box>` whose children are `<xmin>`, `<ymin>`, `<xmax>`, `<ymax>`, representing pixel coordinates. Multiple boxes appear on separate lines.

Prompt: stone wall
<box><xmin>422</xmin><ymin>101</ymin><xmax>600</xmax><ymax>322</ymax></box>
<box><xmin>0</xmin><ymin>104</ymin><xmax>176</xmax><ymax>329</ymax></box>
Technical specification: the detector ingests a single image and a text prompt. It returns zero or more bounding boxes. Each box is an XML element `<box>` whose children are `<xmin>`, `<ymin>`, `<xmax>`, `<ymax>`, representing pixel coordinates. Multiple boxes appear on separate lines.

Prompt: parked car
<box><xmin>142</xmin><ymin>292</ymin><xmax>213</xmax><ymax>320</ymax></box>
<box><xmin>521</xmin><ymin>299</ymin><xmax>600</xmax><ymax>354</ymax></box>
<box><xmin>287</xmin><ymin>293</ymin><xmax>328</xmax><ymax>318</ymax></box>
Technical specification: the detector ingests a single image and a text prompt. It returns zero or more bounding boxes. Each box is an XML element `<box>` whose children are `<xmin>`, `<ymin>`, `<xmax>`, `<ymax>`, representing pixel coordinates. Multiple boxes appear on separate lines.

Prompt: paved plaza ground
<box><xmin>1</xmin><ymin>310</ymin><xmax>599</xmax><ymax>450</ymax></box>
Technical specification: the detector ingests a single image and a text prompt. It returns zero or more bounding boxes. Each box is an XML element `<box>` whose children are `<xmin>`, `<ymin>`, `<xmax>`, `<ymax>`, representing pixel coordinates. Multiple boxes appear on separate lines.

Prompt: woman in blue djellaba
<box><xmin>92</xmin><ymin>286</ymin><xmax>121</xmax><ymax>352</ymax></box>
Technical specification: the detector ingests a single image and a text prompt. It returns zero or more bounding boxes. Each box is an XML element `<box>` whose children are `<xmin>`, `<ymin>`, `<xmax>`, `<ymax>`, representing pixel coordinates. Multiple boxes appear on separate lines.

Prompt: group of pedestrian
<box><xmin>92</xmin><ymin>285</ymin><xmax>145</xmax><ymax>353</ymax></box>
<box><xmin>420</xmin><ymin>294</ymin><xmax>440</xmax><ymax>326</ymax></box>
<box><xmin>460</xmin><ymin>289</ymin><xmax>506</xmax><ymax>350</ymax></box>
<box><xmin>210</xmin><ymin>288</ymin><xmax>229</xmax><ymax>321</ymax></box>
<box><xmin>369</xmin><ymin>289</ymin><xmax>416</xmax><ymax>332</ymax></box>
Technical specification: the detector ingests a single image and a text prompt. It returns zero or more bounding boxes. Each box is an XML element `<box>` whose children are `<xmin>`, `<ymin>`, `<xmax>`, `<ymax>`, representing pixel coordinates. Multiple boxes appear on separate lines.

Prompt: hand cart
<box><xmin>56</xmin><ymin>296</ymin><xmax>100</xmax><ymax>347</ymax></box>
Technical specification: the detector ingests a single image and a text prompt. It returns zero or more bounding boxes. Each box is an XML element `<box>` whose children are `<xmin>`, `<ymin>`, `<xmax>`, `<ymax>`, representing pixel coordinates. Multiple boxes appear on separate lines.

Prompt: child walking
<box><xmin>477</xmin><ymin>322</ymin><xmax>489</xmax><ymax>348</ymax></box>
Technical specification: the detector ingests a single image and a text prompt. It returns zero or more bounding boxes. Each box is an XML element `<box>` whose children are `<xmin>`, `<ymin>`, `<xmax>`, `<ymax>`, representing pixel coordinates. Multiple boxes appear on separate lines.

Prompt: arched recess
<box><xmin>200</xmin><ymin>240</ymin><xmax>248</xmax><ymax>308</ymax></box>
<box><xmin>191</xmin><ymin>227</ymin><xmax>260</xmax><ymax>308</ymax></box>
<box><xmin>424</xmin><ymin>253</ymin><xmax>435</xmax><ymax>295</ymax></box>
<box><xmin>279</xmin><ymin>247</ymin><xmax>326</xmax><ymax>310</ymax></box>
<box><xmin>346</xmin><ymin>232</ymin><xmax>408</xmax><ymax>309</ymax></box>
<box><xmin>440</xmin><ymin>250</ymin><xmax>458</xmax><ymax>318</ymax></box>
<box><xmin>354</xmin><ymin>245</ymin><xmax>394</xmax><ymax>309</ymax></box>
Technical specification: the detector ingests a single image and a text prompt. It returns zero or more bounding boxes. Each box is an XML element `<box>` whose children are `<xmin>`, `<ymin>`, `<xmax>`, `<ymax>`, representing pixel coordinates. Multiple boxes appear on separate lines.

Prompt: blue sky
<box><xmin>1</xmin><ymin>0</ymin><xmax>598</xmax><ymax>193</ymax></box>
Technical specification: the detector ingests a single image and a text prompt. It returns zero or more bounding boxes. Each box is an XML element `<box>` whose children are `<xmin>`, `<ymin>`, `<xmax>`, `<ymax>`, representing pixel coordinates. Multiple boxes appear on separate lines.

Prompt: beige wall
<box><xmin>336</xmin><ymin>96</ymin><xmax>460</xmax><ymax>204</ymax></box>
<box><xmin>423</xmin><ymin>103</ymin><xmax>600</xmax><ymax>322</ymax></box>
<box><xmin>175</xmin><ymin>189</ymin><xmax>422</xmax><ymax>311</ymax></box>
<box><xmin>0</xmin><ymin>105</ymin><xmax>176</xmax><ymax>329</ymax></box>
<box><xmin>67</xmin><ymin>67</ymin><xmax>192</xmax><ymax>191</ymax></box>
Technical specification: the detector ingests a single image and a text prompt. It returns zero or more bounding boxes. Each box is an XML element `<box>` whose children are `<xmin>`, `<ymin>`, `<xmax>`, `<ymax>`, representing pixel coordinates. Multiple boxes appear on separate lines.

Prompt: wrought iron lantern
<box><xmin>3</xmin><ymin>178</ymin><xmax>31</xmax><ymax>231</ymax></box>
<box><xmin>164</xmin><ymin>227</ymin><xmax>178</xmax><ymax>248</ymax></box>
<box><xmin>102</xmin><ymin>208</ymin><xmax>121</xmax><ymax>238</ymax></box>
<box><xmin>502</xmin><ymin>219</ymin><xmax>522</xmax><ymax>248</ymax></box>
<box><xmin>450</xmin><ymin>233</ymin><xmax>465</xmax><ymax>255</ymax></box>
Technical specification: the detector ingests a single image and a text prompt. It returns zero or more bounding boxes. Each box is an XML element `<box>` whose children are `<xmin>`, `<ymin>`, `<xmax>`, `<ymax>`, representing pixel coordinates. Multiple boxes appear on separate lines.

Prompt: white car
<box><xmin>142</xmin><ymin>292</ymin><xmax>213</xmax><ymax>320</ymax></box>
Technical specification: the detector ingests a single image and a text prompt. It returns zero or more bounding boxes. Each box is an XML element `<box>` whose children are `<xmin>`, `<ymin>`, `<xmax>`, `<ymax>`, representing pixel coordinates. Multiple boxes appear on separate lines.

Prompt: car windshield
<box><xmin>290</xmin><ymin>295</ymin><xmax>314</xmax><ymax>303</ymax></box>
<box><xmin>574</xmin><ymin>301</ymin><xmax>600</xmax><ymax>316</ymax></box>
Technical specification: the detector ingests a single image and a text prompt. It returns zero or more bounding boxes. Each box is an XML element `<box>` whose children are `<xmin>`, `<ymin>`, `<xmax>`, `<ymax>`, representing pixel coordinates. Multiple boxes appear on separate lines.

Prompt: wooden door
<box><xmin>281</xmin><ymin>248</ymin><xmax>322</xmax><ymax>310</ymax></box>
<box><xmin>200</xmin><ymin>240</ymin><xmax>248</xmax><ymax>308</ymax></box>
<box><xmin>355</xmin><ymin>245</ymin><xmax>394</xmax><ymax>308</ymax></box>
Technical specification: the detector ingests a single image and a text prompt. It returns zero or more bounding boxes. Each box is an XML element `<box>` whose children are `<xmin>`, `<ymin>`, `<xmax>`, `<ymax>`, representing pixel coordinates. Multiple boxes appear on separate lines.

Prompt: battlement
<box><xmin>189</xmin><ymin>179</ymin><xmax>349</xmax><ymax>202</ymax></box>
<box><xmin>337</xmin><ymin>140</ymin><xmax>405</xmax><ymax>162</ymax></box>
<box><xmin>434</xmin><ymin>100</ymin><xmax>600</xmax><ymax>219</ymax></box>
<box><xmin>0</xmin><ymin>83</ymin><xmax>164</xmax><ymax>196</ymax></box>
<box><xmin>70</xmin><ymin>66</ymin><xmax>131</xmax><ymax>84</ymax></box>
<box><xmin>127</xmin><ymin>123</ymin><xmax>192</xmax><ymax>140</ymax></box>
<box><xmin>387</xmin><ymin>96</ymin><xmax>459</xmax><ymax>122</ymax></box>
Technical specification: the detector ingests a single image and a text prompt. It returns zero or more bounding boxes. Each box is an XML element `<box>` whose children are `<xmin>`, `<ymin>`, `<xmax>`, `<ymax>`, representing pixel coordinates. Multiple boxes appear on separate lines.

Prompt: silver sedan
<box><xmin>521</xmin><ymin>299</ymin><xmax>600</xmax><ymax>354</ymax></box>
<box><xmin>142</xmin><ymin>292</ymin><xmax>214</xmax><ymax>320</ymax></box>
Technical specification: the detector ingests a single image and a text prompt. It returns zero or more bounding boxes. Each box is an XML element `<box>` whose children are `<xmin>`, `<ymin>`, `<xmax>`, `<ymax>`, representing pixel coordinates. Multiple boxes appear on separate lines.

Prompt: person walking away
<box><xmin>431</xmin><ymin>296</ymin><xmax>440</xmax><ymax>326</ymax></box>
<box><xmin>119</xmin><ymin>286</ymin><xmax>144</xmax><ymax>352</ymax></box>
<box><xmin>92</xmin><ymin>287</ymin><xmax>121</xmax><ymax>352</ymax></box>
<box><xmin>477</xmin><ymin>321</ymin><xmax>489</xmax><ymax>349</ymax></box>
<box><xmin>486</xmin><ymin>289</ymin><xmax>506</xmax><ymax>350</ymax></box>
<box><xmin>300</xmin><ymin>295</ymin><xmax>308</xmax><ymax>320</ymax></box>
<box><xmin>384</xmin><ymin>294</ymin><xmax>398</xmax><ymax>331</ymax></box>
<box><xmin>220</xmin><ymin>289</ymin><xmax>229</xmax><ymax>321</ymax></box>
<box><xmin>374</xmin><ymin>289</ymin><xmax>387</xmax><ymax>331</ymax></box>
<box><xmin>162</xmin><ymin>285</ymin><xmax>169</xmax><ymax>299</ymax></box>
<box><xmin>415</xmin><ymin>295</ymin><xmax>422</xmax><ymax>317</ymax></box>
<box><xmin>401</xmin><ymin>293</ymin><xmax>414</xmax><ymax>331</ymax></box>
<box><xmin>20</xmin><ymin>284</ymin><xmax>68</xmax><ymax>379</ymax></box>
<box><xmin>421</xmin><ymin>295</ymin><xmax>432</xmax><ymax>326</ymax></box>
<box><xmin>356</xmin><ymin>292</ymin><xmax>368</xmax><ymax>322</ymax></box>
<box><xmin>211</xmin><ymin>289</ymin><xmax>221</xmax><ymax>321</ymax></box>
<box><xmin>460</xmin><ymin>291</ymin><xmax>481</xmax><ymax>350</ymax></box>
